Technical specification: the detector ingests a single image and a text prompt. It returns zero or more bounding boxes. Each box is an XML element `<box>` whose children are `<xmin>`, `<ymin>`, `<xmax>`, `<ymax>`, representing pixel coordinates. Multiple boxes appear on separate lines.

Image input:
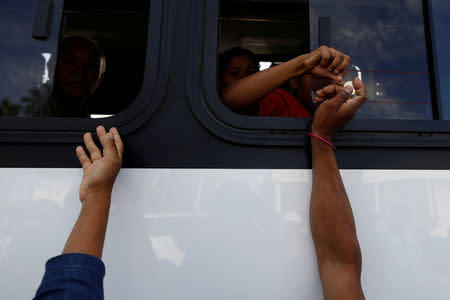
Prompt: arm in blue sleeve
<box><xmin>34</xmin><ymin>253</ymin><xmax>105</xmax><ymax>300</ymax></box>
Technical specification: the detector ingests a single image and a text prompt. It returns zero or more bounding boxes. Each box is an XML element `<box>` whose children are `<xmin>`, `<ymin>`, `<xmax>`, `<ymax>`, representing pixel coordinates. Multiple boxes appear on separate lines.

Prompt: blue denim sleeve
<box><xmin>33</xmin><ymin>253</ymin><xmax>105</xmax><ymax>300</ymax></box>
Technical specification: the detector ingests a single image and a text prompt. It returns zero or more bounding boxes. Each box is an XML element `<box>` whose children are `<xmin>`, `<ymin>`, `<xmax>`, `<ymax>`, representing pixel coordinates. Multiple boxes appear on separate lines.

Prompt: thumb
<box><xmin>330</xmin><ymin>85</ymin><xmax>353</xmax><ymax>106</ymax></box>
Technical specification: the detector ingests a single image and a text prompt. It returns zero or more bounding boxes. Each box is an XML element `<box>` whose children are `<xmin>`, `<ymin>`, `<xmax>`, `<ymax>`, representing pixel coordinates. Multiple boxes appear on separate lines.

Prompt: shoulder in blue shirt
<box><xmin>34</xmin><ymin>253</ymin><xmax>105</xmax><ymax>300</ymax></box>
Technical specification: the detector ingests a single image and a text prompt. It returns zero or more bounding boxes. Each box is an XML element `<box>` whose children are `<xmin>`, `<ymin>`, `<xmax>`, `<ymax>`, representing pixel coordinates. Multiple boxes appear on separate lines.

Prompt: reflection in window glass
<box><xmin>430</xmin><ymin>0</ymin><xmax>450</xmax><ymax>120</ymax></box>
<box><xmin>310</xmin><ymin>0</ymin><xmax>433</xmax><ymax>120</ymax></box>
<box><xmin>0</xmin><ymin>0</ymin><xmax>61</xmax><ymax>117</ymax></box>
<box><xmin>0</xmin><ymin>1</ymin><xmax>149</xmax><ymax>118</ymax></box>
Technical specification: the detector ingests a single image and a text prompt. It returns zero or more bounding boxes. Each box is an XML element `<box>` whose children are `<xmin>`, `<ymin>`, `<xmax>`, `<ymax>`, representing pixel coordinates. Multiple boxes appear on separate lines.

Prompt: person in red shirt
<box><xmin>218</xmin><ymin>46</ymin><xmax>351</xmax><ymax>118</ymax></box>
<box><xmin>258</xmin><ymin>87</ymin><xmax>312</xmax><ymax>118</ymax></box>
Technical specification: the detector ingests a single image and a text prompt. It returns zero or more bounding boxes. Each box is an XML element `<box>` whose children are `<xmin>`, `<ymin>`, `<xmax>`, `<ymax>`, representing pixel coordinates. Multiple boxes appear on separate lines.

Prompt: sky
<box><xmin>310</xmin><ymin>0</ymin><xmax>435</xmax><ymax>120</ymax></box>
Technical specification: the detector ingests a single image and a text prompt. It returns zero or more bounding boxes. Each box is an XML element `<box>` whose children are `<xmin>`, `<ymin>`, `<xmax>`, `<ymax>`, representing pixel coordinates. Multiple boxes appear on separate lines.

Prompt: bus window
<box><xmin>219</xmin><ymin>0</ymin><xmax>311</xmax><ymax>117</ymax></box>
<box><xmin>0</xmin><ymin>0</ymin><xmax>62</xmax><ymax>117</ymax></box>
<box><xmin>430</xmin><ymin>0</ymin><xmax>450</xmax><ymax>120</ymax></box>
<box><xmin>219</xmin><ymin>0</ymin><xmax>433</xmax><ymax>120</ymax></box>
<box><xmin>0</xmin><ymin>0</ymin><xmax>149</xmax><ymax>119</ymax></box>
<box><xmin>310</xmin><ymin>0</ymin><xmax>432</xmax><ymax>120</ymax></box>
<box><xmin>54</xmin><ymin>1</ymin><xmax>150</xmax><ymax>119</ymax></box>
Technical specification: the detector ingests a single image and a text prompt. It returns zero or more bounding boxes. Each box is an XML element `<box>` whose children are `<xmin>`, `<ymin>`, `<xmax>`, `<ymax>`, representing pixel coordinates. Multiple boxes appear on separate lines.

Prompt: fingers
<box><xmin>319</xmin><ymin>47</ymin><xmax>332</xmax><ymax>68</ymax></box>
<box><xmin>328</xmin><ymin>48</ymin><xmax>351</xmax><ymax>80</ymax></box>
<box><xmin>84</xmin><ymin>132</ymin><xmax>102</xmax><ymax>162</ymax></box>
<box><xmin>96</xmin><ymin>125</ymin><xmax>107</xmax><ymax>147</ymax></box>
<box><xmin>83</xmin><ymin>126</ymin><xmax>124</xmax><ymax>163</ymax></box>
<box><xmin>76</xmin><ymin>146</ymin><xmax>92</xmax><ymax>171</ymax></box>
<box><xmin>353</xmin><ymin>76</ymin><xmax>364</xmax><ymax>91</ymax></box>
<box><xmin>341</xmin><ymin>95</ymin><xmax>366</xmax><ymax>116</ymax></box>
<box><xmin>307</xmin><ymin>47</ymin><xmax>350</xmax><ymax>85</ymax></box>
<box><xmin>319</xmin><ymin>47</ymin><xmax>351</xmax><ymax>74</ymax></box>
<box><xmin>352</xmin><ymin>77</ymin><xmax>366</xmax><ymax>103</ymax></box>
<box><xmin>334</xmin><ymin>55</ymin><xmax>351</xmax><ymax>75</ymax></box>
<box><xmin>340</xmin><ymin>67</ymin><xmax>349</xmax><ymax>78</ymax></box>
<box><xmin>97</xmin><ymin>126</ymin><xmax>119</xmax><ymax>159</ymax></box>
<box><xmin>335</xmin><ymin>75</ymin><xmax>344</xmax><ymax>85</ymax></box>
<box><xmin>317</xmin><ymin>84</ymin><xmax>339</xmax><ymax>97</ymax></box>
<box><xmin>110</xmin><ymin>127</ymin><xmax>124</xmax><ymax>160</ymax></box>
<box><xmin>328</xmin><ymin>55</ymin><xmax>344</xmax><ymax>74</ymax></box>
<box><xmin>315</xmin><ymin>84</ymin><xmax>339</xmax><ymax>103</ymax></box>
<box><xmin>330</xmin><ymin>85</ymin><xmax>352</xmax><ymax>107</ymax></box>
<box><xmin>341</xmin><ymin>77</ymin><xmax>367</xmax><ymax>115</ymax></box>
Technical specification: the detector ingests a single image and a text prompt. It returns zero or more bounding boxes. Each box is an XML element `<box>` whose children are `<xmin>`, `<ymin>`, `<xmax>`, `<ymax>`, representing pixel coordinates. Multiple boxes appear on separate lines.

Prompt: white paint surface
<box><xmin>0</xmin><ymin>168</ymin><xmax>449</xmax><ymax>299</ymax></box>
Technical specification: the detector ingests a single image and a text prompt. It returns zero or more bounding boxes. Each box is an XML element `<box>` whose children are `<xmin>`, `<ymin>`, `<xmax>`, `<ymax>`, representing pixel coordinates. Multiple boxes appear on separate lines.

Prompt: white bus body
<box><xmin>1</xmin><ymin>168</ymin><xmax>449</xmax><ymax>299</ymax></box>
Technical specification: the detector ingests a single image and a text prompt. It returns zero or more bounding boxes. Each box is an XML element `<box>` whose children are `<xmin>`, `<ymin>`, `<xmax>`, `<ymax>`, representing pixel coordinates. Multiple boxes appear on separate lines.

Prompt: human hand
<box><xmin>76</xmin><ymin>126</ymin><xmax>124</xmax><ymax>203</ymax></box>
<box><xmin>311</xmin><ymin>77</ymin><xmax>366</xmax><ymax>141</ymax></box>
<box><xmin>310</xmin><ymin>75</ymin><xmax>333</xmax><ymax>93</ymax></box>
<box><xmin>302</xmin><ymin>46</ymin><xmax>351</xmax><ymax>85</ymax></box>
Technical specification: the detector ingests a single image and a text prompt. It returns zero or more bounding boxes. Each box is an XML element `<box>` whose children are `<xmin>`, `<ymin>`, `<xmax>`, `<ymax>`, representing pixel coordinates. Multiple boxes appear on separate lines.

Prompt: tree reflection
<box><xmin>0</xmin><ymin>84</ymin><xmax>50</xmax><ymax>117</ymax></box>
<box><xmin>0</xmin><ymin>99</ymin><xmax>20</xmax><ymax>117</ymax></box>
<box><xmin>21</xmin><ymin>84</ymin><xmax>51</xmax><ymax>117</ymax></box>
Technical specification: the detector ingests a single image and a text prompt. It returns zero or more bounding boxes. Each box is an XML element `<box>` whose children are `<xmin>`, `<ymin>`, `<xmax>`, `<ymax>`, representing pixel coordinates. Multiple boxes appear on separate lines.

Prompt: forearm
<box><xmin>310</xmin><ymin>139</ymin><xmax>361</xmax><ymax>267</ymax></box>
<box><xmin>62</xmin><ymin>192</ymin><xmax>111</xmax><ymax>259</ymax></box>
<box><xmin>221</xmin><ymin>55</ymin><xmax>308</xmax><ymax>111</ymax></box>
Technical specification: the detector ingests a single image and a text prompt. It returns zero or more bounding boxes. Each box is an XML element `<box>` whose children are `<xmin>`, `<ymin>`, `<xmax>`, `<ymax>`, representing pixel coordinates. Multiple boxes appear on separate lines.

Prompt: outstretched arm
<box><xmin>221</xmin><ymin>46</ymin><xmax>350</xmax><ymax>112</ymax></box>
<box><xmin>309</xmin><ymin>78</ymin><xmax>366</xmax><ymax>300</ymax></box>
<box><xmin>63</xmin><ymin>126</ymin><xmax>123</xmax><ymax>258</ymax></box>
<box><xmin>34</xmin><ymin>126</ymin><xmax>123</xmax><ymax>300</ymax></box>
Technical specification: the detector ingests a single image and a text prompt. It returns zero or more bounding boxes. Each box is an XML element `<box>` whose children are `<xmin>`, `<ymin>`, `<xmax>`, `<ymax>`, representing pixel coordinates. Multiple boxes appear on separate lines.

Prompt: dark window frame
<box><xmin>0</xmin><ymin>0</ymin><xmax>174</xmax><ymax>143</ymax></box>
<box><xmin>186</xmin><ymin>0</ymin><xmax>450</xmax><ymax>148</ymax></box>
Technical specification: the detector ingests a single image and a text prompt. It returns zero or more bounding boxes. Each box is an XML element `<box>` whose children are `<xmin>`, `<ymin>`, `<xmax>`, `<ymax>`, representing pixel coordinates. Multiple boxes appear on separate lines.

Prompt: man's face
<box><xmin>54</xmin><ymin>39</ymin><xmax>102</xmax><ymax>98</ymax></box>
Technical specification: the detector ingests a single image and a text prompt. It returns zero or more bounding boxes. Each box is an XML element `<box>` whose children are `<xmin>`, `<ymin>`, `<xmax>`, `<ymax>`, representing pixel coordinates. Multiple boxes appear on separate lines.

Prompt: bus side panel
<box><xmin>0</xmin><ymin>169</ymin><xmax>448</xmax><ymax>299</ymax></box>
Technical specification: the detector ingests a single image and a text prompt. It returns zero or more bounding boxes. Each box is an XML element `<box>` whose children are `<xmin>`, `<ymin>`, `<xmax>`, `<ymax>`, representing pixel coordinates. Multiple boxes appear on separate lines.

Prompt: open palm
<box><xmin>76</xmin><ymin>126</ymin><xmax>124</xmax><ymax>202</ymax></box>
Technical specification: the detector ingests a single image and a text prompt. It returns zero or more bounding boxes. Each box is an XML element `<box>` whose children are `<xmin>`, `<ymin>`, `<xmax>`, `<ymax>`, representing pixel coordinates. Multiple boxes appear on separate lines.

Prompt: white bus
<box><xmin>1</xmin><ymin>0</ymin><xmax>449</xmax><ymax>299</ymax></box>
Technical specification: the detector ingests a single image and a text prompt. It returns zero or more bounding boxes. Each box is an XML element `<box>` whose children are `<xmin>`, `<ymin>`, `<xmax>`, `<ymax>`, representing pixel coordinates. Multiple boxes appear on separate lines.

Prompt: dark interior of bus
<box><xmin>57</xmin><ymin>0</ymin><xmax>310</xmax><ymax>116</ymax></box>
<box><xmin>58</xmin><ymin>0</ymin><xmax>310</xmax><ymax>116</ymax></box>
<box><xmin>61</xmin><ymin>0</ymin><xmax>149</xmax><ymax>115</ymax></box>
<box><xmin>220</xmin><ymin>0</ymin><xmax>310</xmax><ymax>64</ymax></box>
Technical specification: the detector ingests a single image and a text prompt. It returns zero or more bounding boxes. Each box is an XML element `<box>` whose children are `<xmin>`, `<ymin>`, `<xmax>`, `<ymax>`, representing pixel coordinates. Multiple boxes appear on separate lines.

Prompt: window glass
<box><xmin>219</xmin><ymin>0</ymin><xmax>433</xmax><ymax>120</ymax></box>
<box><xmin>0</xmin><ymin>0</ymin><xmax>61</xmax><ymax>117</ymax></box>
<box><xmin>57</xmin><ymin>1</ymin><xmax>149</xmax><ymax>118</ymax></box>
<box><xmin>310</xmin><ymin>0</ymin><xmax>433</xmax><ymax>120</ymax></box>
<box><xmin>430</xmin><ymin>0</ymin><xmax>450</xmax><ymax>120</ymax></box>
<box><xmin>0</xmin><ymin>0</ymin><xmax>149</xmax><ymax>118</ymax></box>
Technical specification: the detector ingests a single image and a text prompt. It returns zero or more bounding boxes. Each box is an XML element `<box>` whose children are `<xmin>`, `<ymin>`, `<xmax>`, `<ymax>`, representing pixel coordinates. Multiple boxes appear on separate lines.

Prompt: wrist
<box><xmin>309</xmin><ymin>133</ymin><xmax>336</xmax><ymax>151</ymax></box>
<box><xmin>293</xmin><ymin>55</ymin><xmax>308</xmax><ymax>77</ymax></box>
<box><xmin>80</xmin><ymin>190</ymin><xmax>111</xmax><ymax>208</ymax></box>
<box><xmin>311</xmin><ymin>134</ymin><xmax>332</xmax><ymax>143</ymax></box>
<box><xmin>310</xmin><ymin>128</ymin><xmax>333</xmax><ymax>142</ymax></box>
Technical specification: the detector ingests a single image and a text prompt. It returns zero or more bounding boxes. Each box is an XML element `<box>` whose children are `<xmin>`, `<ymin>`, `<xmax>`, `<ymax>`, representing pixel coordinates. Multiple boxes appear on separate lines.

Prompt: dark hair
<box><xmin>218</xmin><ymin>47</ymin><xmax>259</xmax><ymax>84</ymax></box>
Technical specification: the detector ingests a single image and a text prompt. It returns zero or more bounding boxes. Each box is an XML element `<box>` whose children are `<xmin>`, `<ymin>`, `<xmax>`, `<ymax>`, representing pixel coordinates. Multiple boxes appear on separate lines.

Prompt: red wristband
<box><xmin>308</xmin><ymin>133</ymin><xmax>336</xmax><ymax>150</ymax></box>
